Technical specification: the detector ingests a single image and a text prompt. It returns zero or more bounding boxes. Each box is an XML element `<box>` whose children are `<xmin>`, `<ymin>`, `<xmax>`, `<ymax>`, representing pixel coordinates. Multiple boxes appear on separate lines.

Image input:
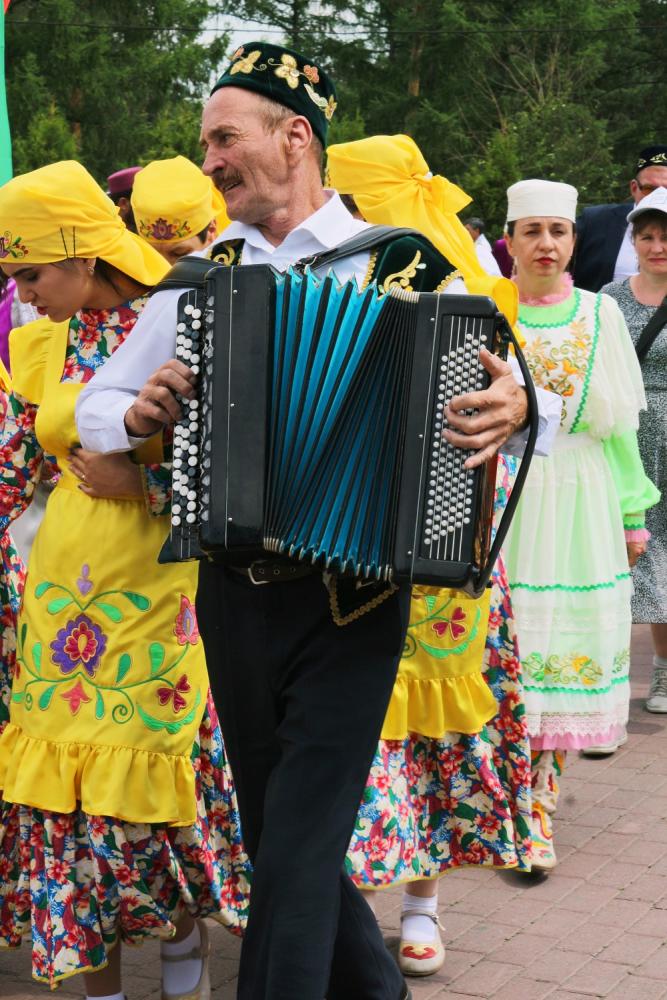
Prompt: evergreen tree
<box><xmin>5</xmin><ymin>0</ymin><xmax>230</xmax><ymax>180</ymax></box>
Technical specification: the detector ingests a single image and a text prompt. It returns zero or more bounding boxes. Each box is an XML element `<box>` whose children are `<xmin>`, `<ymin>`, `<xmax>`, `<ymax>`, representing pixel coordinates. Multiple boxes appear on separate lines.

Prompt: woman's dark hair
<box><xmin>632</xmin><ymin>209</ymin><xmax>667</xmax><ymax>239</ymax></box>
<box><xmin>54</xmin><ymin>257</ymin><xmax>150</xmax><ymax>296</ymax></box>
<box><xmin>196</xmin><ymin>224</ymin><xmax>210</xmax><ymax>242</ymax></box>
<box><xmin>506</xmin><ymin>220</ymin><xmax>576</xmax><ymax>237</ymax></box>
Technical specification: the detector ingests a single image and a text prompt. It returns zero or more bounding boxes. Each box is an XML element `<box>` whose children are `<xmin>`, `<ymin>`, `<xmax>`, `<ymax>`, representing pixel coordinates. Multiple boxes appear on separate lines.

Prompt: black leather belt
<box><xmin>229</xmin><ymin>560</ymin><xmax>316</xmax><ymax>585</ymax></box>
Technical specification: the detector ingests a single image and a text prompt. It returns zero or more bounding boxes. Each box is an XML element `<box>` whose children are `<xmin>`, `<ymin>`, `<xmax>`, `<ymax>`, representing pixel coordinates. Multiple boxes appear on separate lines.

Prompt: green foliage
<box><xmin>223</xmin><ymin>0</ymin><xmax>666</xmax><ymax>235</ymax></box>
<box><xmin>6</xmin><ymin>0</ymin><xmax>230</xmax><ymax>181</ymax></box>
<box><xmin>12</xmin><ymin>101</ymin><xmax>78</xmax><ymax>173</ymax></box>
<box><xmin>6</xmin><ymin>0</ymin><xmax>667</xmax><ymax>240</ymax></box>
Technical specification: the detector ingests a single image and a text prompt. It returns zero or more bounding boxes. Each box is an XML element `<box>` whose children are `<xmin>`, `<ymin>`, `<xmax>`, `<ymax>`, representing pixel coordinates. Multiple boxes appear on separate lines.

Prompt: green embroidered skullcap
<box><xmin>211</xmin><ymin>42</ymin><xmax>337</xmax><ymax>148</ymax></box>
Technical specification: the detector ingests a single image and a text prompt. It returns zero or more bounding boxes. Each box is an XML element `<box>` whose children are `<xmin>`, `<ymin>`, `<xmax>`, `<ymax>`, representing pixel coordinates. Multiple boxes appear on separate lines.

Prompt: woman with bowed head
<box><xmin>601</xmin><ymin>187</ymin><xmax>667</xmax><ymax>714</ymax></box>
<box><xmin>502</xmin><ymin>179</ymin><xmax>660</xmax><ymax>871</ymax></box>
<box><xmin>327</xmin><ymin>134</ymin><xmax>534</xmax><ymax>978</ymax></box>
<box><xmin>131</xmin><ymin>155</ymin><xmax>229</xmax><ymax>267</ymax></box>
<box><xmin>0</xmin><ymin>161</ymin><xmax>250</xmax><ymax>998</ymax></box>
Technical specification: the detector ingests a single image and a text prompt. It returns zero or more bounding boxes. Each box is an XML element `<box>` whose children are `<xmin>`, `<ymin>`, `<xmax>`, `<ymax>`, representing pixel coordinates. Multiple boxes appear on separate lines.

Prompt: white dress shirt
<box><xmin>613</xmin><ymin>222</ymin><xmax>639</xmax><ymax>282</ymax></box>
<box><xmin>76</xmin><ymin>190</ymin><xmax>559</xmax><ymax>457</ymax></box>
<box><xmin>474</xmin><ymin>233</ymin><xmax>503</xmax><ymax>277</ymax></box>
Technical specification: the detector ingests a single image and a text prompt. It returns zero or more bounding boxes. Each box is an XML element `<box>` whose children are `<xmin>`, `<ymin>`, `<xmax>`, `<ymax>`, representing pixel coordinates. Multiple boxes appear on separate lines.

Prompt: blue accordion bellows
<box><xmin>165</xmin><ymin>261</ymin><xmax>533</xmax><ymax>595</ymax></box>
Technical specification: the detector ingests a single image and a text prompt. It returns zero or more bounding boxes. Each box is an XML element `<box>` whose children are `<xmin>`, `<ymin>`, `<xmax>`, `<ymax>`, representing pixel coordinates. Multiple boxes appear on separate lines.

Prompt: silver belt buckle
<box><xmin>247</xmin><ymin>562</ymin><xmax>271</xmax><ymax>585</ymax></box>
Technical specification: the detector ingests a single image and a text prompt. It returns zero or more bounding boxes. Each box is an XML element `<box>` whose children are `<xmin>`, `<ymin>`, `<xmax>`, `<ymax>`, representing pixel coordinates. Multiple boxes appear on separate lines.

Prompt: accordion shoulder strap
<box><xmin>150</xmin><ymin>254</ymin><xmax>226</xmax><ymax>295</ymax></box>
<box><xmin>151</xmin><ymin>226</ymin><xmax>426</xmax><ymax>293</ymax></box>
<box><xmin>293</xmin><ymin>225</ymin><xmax>424</xmax><ymax>273</ymax></box>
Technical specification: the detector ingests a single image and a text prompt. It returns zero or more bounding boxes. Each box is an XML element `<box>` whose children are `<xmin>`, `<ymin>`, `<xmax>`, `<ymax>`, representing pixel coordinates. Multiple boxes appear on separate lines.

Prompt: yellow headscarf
<box><xmin>132</xmin><ymin>156</ymin><xmax>230</xmax><ymax>247</ymax></box>
<box><xmin>326</xmin><ymin>134</ymin><xmax>518</xmax><ymax>326</ymax></box>
<box><xmin>0</xmin><ymin>160</ymin><xmax>168</xmax><ymax>287</ymax></box>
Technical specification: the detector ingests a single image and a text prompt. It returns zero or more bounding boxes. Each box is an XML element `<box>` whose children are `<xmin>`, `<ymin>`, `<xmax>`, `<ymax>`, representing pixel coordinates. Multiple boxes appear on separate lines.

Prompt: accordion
<box><xmin>166</xmin><ymin>262</ymin><xmax>536</xmax><ymax>595</ymax></box>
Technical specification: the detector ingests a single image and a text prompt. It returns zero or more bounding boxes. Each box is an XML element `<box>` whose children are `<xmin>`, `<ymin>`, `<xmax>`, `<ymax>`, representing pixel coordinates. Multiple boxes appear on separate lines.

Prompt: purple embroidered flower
<box><xmin>77</xmin><ymin>564</ymin><xmax>93</xmax><ymax>596</ymax></box>
<box><xmin>51</xmin><ymin>614</ymin><xmax>107</xmax><ymax>677</ymax></box>
<box><xmin>174</xmin><ymin>595</ymin><xmax>199</xmax><ymax>646</ymax></box>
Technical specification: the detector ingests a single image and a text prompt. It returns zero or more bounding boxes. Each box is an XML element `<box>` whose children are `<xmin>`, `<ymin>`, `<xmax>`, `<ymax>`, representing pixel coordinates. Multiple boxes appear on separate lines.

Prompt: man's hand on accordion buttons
<box><xmin>124</xmin><ymin>360</ymin><xmax>196</xmax><ymax>438</ymax></box>
<box><xmin>443</xmin><ymin>348</ymin><xmax>528</xmax><ymax>469</ymax></box>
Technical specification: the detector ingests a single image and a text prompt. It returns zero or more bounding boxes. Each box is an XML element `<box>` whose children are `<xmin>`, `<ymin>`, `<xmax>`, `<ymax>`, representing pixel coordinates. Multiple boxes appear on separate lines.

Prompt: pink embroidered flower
<box><xmin>60</xmin><ymin>679</ymin><xmax>92</xmax><ymax>716</ymax></box>
<box><xmin>303</xmin><ymin>64</ymin><xmax>320</xmax><ymax>83</ymax></box>
<box><xmin>432</xmin><ymin>605</ymin><xmax>468</xmax><ymax>641</ymax></box>
<box><xmin>51</xmin><ymin>614</ymin><xmax>107</xmax><ymax>677</ymax></box>
<box><xmin>174</xmin><ymin>595</ymin><xmax>199</xmax><ymax>645</ymax></box>
<box><xmin>151</xmin><ymin>217</ymin><xmax>177</xmax><ymax>240</ymax></box>
<box><xmin>157</xmin><ymin>673</ymin><xmax>191</xmax><ymax>713</ymax></box>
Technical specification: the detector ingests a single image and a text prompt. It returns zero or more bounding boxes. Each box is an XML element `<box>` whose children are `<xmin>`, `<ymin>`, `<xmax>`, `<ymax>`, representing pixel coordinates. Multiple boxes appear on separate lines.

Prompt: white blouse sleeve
<box><xmin>583</xmin><ymin>291</ymin><xmax>647</xmax><ymax>439</ymax></box>
<box><xmin>75</xmin><ymin>288</ymin><xmax>182</xmax><ymax>453</ymax></box>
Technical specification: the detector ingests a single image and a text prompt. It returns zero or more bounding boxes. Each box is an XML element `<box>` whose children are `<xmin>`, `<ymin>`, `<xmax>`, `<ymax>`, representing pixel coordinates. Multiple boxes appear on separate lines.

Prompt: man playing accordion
<box><xmin>77</xmin><ymin>42</ymin><xmax>558</xmax><ymax>1000</ymax></box>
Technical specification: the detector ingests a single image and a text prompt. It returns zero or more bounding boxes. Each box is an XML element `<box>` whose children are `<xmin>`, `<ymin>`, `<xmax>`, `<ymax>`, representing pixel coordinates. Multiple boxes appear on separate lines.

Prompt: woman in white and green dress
<box><xmin>502</xmin><ymin>179</ymin><xmax>660</xmax><ymax>871</ymax></box>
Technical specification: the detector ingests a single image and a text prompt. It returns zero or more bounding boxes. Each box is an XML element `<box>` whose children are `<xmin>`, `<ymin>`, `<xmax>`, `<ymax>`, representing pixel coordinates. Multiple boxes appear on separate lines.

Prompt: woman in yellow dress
<box><xmin>0</xmin><ymin>161</ymin><xmax>249</xmax><ymax>997</ymax></box>
<box><xmin>327</xmin><ymin>135</ymin><xmax>533</xmax><ymax>978</ymax></box>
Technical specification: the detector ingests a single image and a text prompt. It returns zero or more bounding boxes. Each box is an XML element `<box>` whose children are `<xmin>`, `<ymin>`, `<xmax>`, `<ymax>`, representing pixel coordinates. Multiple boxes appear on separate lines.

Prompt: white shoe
<box><xmin>646</xmin><ymin>666</ymin><xmax>667</xmax><ymax>713</ymax></box>
<box><xmin>398</xmin><ymin>911</ymin><xmax>446</xmax><ymax>977</ymax></box>
<box><xmin>161</xmin><ymin>920</ymin><xmax>211</xmax><ymax>1000</ymax></box>
<box><xmin>580</xmin><ymin>731</ymin><xmax>628</xmax><ymax>757</ymax></box>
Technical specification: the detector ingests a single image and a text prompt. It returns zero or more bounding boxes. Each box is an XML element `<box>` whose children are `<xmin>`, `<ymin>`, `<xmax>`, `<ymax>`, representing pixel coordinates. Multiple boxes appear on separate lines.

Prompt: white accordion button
<box><xmin>184</xmin><ymin>304</ymin><xmax>194</xmax><ymax>315</ymax></box>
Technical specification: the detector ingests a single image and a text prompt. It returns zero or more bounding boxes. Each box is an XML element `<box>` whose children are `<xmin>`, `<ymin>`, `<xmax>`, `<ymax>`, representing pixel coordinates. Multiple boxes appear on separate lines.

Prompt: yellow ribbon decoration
<box><xmin>327</xmin><ymin>133</ymin><xmax>518</xmax><ymax>327</ymax></box>
<box><xmin>0</xmin><ymin>160</ymin><xmax>168</xmax><ymax>288</ymax></box>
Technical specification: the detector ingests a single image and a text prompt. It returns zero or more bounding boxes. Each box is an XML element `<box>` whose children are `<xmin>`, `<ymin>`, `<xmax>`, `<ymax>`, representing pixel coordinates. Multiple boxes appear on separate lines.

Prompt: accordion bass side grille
<box><xmin>421</xmin><ymin>314</ymin><xmax>488</xmax><ymax>564</ymax></box>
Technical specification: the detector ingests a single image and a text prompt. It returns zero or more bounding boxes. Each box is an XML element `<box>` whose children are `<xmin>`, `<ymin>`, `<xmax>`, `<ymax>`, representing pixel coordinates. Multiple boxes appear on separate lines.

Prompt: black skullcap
<box><xmin>211</xmin><ymin>42</ymin><xmax>337</xmax><ymax>148</ymax></box>
<box><xmin>637</xmin><ymin>145</ymin><xmax>667</xmax><ymax>172</ymax></box>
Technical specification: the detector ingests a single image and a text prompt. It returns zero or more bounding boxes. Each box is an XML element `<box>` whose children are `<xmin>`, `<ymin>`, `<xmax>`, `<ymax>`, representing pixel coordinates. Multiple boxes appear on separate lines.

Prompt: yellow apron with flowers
<box><xmin>381</xmin><ymin>585</ymin><xmax>495</xmax><ymax>739</ymax></box>
<box><xmin>0</xmin><ymin>320</ymin><xmax>207</xmax><ymax>826</ymax></box>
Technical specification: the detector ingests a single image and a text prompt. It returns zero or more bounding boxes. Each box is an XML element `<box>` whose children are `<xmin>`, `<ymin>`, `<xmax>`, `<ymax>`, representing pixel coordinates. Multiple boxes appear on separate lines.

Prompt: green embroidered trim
<box><xmin>624</xmin><ymin>521</ymin><xmax>644</xmax><ymax>530</ymax></box>
<box><xmin>509</xmin><ymin>572</ymin><xmax>631</xmax><ymax>592</ymax></box>
<box><xmin>569</xmin><ymin>292</ymin><xmax>601</xmax><ymax>435</ymax></box>
<box><xmin>524</xmin><ymin>676</ymin><xmax>629</xmax><ymax>694</ymax></box>
<box><xmin>519</xmin><ymin>289</ymin><xmax>581</xmax><ymax>328</ymax></box>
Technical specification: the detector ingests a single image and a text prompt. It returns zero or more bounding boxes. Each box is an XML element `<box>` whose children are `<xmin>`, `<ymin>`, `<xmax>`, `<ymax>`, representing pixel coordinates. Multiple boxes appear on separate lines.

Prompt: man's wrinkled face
<box><xmin>200</xmin><ymin>88</ymin><xmax>292</xmax><ymax>225</ymax></box>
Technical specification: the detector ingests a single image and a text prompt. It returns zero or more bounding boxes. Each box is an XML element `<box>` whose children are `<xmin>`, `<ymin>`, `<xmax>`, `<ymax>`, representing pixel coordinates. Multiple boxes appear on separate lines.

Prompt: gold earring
<box><xmin>87</xmin><ymin>264</ymin><xmax>95</xmax><ymax>276</ymax></box>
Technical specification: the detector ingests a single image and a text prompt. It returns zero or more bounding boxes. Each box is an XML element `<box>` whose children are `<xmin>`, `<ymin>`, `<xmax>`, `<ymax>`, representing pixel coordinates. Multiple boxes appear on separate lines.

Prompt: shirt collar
<box><xmin>218</xmin><ymin>190</ymin><xmax>368</xmax><ymax>254</ymax></box>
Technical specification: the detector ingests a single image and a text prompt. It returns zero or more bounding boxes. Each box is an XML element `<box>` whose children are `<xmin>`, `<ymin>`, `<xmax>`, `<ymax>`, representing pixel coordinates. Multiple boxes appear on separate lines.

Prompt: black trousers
<box><xmin>196</xmin><ymin>563</ymin><xmax>409</xmax><ymax>1000</ymax></box>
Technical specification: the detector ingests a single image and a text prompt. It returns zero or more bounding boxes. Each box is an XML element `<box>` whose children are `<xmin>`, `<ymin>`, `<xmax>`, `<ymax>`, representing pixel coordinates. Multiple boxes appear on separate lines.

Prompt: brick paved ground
<box><xmin>2</xmin><ymin>625</ymin><xmax>666</xmax><ymax>999</ymax></box>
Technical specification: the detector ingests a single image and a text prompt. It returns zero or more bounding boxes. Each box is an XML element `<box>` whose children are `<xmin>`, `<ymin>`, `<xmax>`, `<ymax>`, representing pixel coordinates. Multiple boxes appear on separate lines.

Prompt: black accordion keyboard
<box><xmin>167</xmin><ymin>263</ymin><xmax>533</xmax><ymax>595</ymax></box>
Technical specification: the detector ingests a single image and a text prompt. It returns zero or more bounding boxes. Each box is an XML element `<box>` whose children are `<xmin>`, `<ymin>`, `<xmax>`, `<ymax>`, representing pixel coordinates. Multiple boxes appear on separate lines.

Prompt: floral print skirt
<box><xmin>0</xmin><ymin>529</ymin><xmax>251</xmax><ymax>987</ymax></box>
<box><xmin>0</xmin><ymin>695</ymin><xmax>251</xmax><ymax>987</ymax></box>
<box><xmin>346</xmin><ymin>558</ymin><xmax>532</xmax><ymax>886</ymax></box>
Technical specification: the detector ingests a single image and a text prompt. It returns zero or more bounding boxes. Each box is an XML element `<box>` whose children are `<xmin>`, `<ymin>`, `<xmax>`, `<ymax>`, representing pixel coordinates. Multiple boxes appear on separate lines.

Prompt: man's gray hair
<box><xmin>255</xmin><ymin>93</ymin><xmax>324</xmax><ymax>168</ymax></box>
<box><xmin>466</xmin><ymin>217</ymin><xmax>485</xmax><ymax>234</ymax></box>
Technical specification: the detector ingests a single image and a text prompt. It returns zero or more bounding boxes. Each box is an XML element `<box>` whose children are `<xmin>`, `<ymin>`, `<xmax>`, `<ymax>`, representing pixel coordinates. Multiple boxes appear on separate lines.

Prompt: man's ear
<box><xmin>285</xmin><ymin>115</ymin><xmax>313</xmax><ymax>160</ymax></box>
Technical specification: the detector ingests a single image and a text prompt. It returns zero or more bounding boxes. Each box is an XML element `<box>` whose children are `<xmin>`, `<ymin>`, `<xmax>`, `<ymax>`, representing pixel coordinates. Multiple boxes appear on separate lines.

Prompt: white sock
<box><xmin>401</xmin><ymin>888</ymin><xmax>440</xmax><ymax>944</ymax></box>
<box><xmin>86</xmin><ymin>994</ymin><xmax>124</xmax><ymax>1000</ymax></box>
<box><xmin>161</xmin><ymin>922</ymin><xmax>203</xmax><ymax>995</ymax></box>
